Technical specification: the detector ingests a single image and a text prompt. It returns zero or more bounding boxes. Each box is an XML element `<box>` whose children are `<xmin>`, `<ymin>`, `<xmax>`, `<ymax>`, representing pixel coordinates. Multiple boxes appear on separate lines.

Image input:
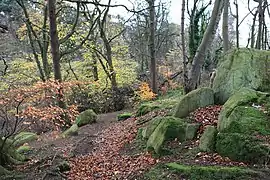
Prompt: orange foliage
<box><xmin>0</xmin><ymin>80</ymin><xmax>89</xmax><ymax>131</ymax></box>
<box><xmin>138</xmin><ymin>82</ymin><xmax>157</xmax><ymax>101</ymax></box>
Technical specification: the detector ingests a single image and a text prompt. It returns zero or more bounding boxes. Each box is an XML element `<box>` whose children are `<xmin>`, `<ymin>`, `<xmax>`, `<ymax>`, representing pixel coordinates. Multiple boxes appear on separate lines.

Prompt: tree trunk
<box><xmin>181</xmin><ymin>0</ymin><xmax>188</xmax><ymax>94</ymax></box>
<box><xmin>48</xmin><ymin>0</ymin><xmax>62</xmax><ymax>82</ymax></box>
<box><xmin>251</xmin><ymin>11</ymin><xmax>258</xmax><ymax>48</ymax></box>
<box><xmin>92</xmin><ymin>52</ymin><xmax>99</xmax><ymax>81</ymax></box>
<box><xmin>147</xmin><ymin>0</ymin><xmax>157</xmax><ymax>93</ymax></box>
<box><xmin>42</xmin><ymin>3</ymin><xmax>50</xmax><ymax>79</ymax></box>
<box><xmin>223</xmin><ymin>0</ymin><xmax>229</xmax><ymax>52</ymax></box>
<box><xmin>48</xmin><ymin>0</ymin><xmax>66</xmax><ymax>109</ymax></box>
<box><xmin>255</xmin><ymin>0</ymin><xmax>263</xmax><ymax>49</ymax></box>
<box><xmin>234</xmin><ymin>0</ymin><xmax>239</xmax><ymax>48</ymax></box>
<box><xmin>186</xmin><ymin>0</ymin><xmax>224</xmax><ymax>93</ymax></box>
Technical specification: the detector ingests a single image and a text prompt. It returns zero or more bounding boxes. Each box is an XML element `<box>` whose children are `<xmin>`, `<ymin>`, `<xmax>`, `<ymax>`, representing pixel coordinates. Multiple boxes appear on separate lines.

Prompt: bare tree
<box><xmin>223</xmin><ymin>0</ymin><xmax>229</xmax><ymax>51</ymax></box>
<box><xmin>146</xmin><ymin>0</ymin><xmax>157</xmax><ymax>93</ymax></box>
<box><xmin>186</xmin><ymin>0</ymin><xmax>224</xmax><ymax>93</ymax></box>
<box><xmin>181</xmin><ymin>0</ymin><xmax>188</xmax><ymax>93</ymax></box>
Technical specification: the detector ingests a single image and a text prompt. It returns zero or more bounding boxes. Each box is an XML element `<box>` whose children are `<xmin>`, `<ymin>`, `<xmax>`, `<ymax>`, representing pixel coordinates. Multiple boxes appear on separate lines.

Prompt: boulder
<box><xmin>185</xmin><ymin>123</ymin><xmax>200</xmax><ymax>140</ymax></box>
<box><xmin>217</xmin><ymin>88</ymin><xmax>267</xmax><ymax>131</ymax></box>
<box><xmin>199</xmin><ymin>126</ymin><xmax>217</xmax><ymax>152</ymax></box>
<box><xmin>146</xmin><ymin>116</ymin><xmax>186</xmax><ymax>154</ymax></box>
<box><xmin>14</xmin><ymin>132</ymin><xmax>38</xmax><ymax>147</ymax></box>
<box><xmin>16</xmin><ymin>145</ymin><xmax>32</xmax><ymax>154</ymax></box>
<box><xmin>216</xmin><ymin>133</ymin><xmax>270</xmax><ymax>164</ymax></box>
<box><xmin>0</xmin><ymin>165</ymin><xmax>10</xmax><ymax>176</ymax></box>
<box><xmin>166</xmin><ymin>163</ymin><xmax>260</xmax><ymax>180</ymax></box>
<box><xmin>141</xmin><ymin>117</ymin><xmax>163</xmax><ymax>140</ymax></box>
<box><xmin>62</xmin><ymin>124</ymin><xmax>79</xmax><ymax>138</ymax></box>
<box><xmin>213</xmin><ymin>48</ymin><xmax>270</xmax><ymax>104</ymax></box>
<box><xmin>136</xmin><ymin>104</ymin><xmax>160</xmax><ymax>117</ymax></box>
<box><xmin>175</xmin><ymin>87</ymin><xmax>214</xmax><ymax>118</ymax></box>
<box><xmin>75</xmin><ymin>109</ymin><xmax>97</xmax><ymax>127</ymax></box>
<box><xmin>221</xmin><ymin>106</ymin><xmax>270</xmax><ymax>135</ymax></box>
<box><xmin>117</xmin><ymin>112</ymin><xmax>132</xmax><ymax>121</ymax></box>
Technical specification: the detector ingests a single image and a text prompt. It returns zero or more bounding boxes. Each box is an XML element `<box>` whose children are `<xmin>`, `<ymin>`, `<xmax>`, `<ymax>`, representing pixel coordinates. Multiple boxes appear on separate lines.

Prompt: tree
<box><xmin>185</xmin><ymin>0</ymin><xmax>224</xmax><ymax>93</ymax></box>
<box><xmin>146</xmin><ymin>0</ymin><xmax>157</xmax><ymax>93</ymax></box>
<box><xmin>181</xmin><ymin>0</ymin><xmax>188</xmax><ymax>92</ymax></box>
<box><xmin>223</xmin><ymin>0</ymin><xmax>229</xmax><ymax>52</ymax></box>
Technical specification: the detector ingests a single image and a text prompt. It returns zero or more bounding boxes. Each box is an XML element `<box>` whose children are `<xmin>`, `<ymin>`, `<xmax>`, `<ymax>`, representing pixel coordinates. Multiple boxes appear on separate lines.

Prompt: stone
<box><xmin>213</xmin><ymin>48</ymin><xmax>270</xmax><ymax>104</ymax></box>
<box><xmin>185</xmin><ymin>123</ymin><xmax>200</xmax><ymax>140</ymax></box>
<box><xmin>75</xmin><ymin>109</ymin><xmax>97</xmax><ymax>127</ymax></box>
<box><xmin>199</xmin><ymin>126</ymin><xmax>217</xmax><ymax>152</ymax></box>
<box><xmin>146</xmin><ymin>116</ymin><xmax>186</xmax><ymax>154</ymax></box>
<box><xmin>117</xmin><ymin>112</ymin><xmax>132</xmax><ymax>121</ymax></box>
<box><xmin>217</xmin><ymin>88</ymin><xmax>267</xmax><ymax>131</ymax></box>
<box><xmin>175</xmin><ymin>87</ymin><xmax>214</xmax><ymax>118</ymax></box>
<box><xmin>62</xmin><ymin>124</ymin><xmax>79</xmax><ymax>138</ymax></box>
<box><xmin>14</xmin><ymin>132</ymin><xmax>38</xmax><ymax>147</ymax></box>
<box><xmin>216</xmin><ymin>133</ymin><xmax>270</xmax><ymax>164</ymax></box>
<box><xmin>141</xmin><ymin>117</ymin><xmax>163</xmax><ymax>140</ymax></box>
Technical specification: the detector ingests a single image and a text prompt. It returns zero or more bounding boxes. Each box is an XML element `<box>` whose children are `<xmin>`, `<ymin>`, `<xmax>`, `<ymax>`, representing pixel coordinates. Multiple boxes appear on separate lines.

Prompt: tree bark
<box><xmin>48</xmin><ymin>0</ymin><xmax>62</xmax><ymax>82</ymax></box>
<box><xmin>234</xmin><ymin>0</ymin><xmax>239</xmax><ymax>48</ymax></box>
<box><xmin>223</xmin><ymin>0</ymin><xmax>229</xmax><ymax>52</ymax></box>
<box><xmin>147</xmin><ymin>0</ymin><xmax>157</xmax><ymax>93</ymax></box>
<box><xmin>48</xmin><ymin>0</ymin><xmax>66</xmax><ymax>109</ymax></box>
<box><xmin>186</xmin><ymin>0</ymin><xmax>224</xmax><ymax>93</ymax></box>
<box><xmin>181</xmin><ymin>0</ymin><xmax>188</xmax><ymax>94</ymax></box>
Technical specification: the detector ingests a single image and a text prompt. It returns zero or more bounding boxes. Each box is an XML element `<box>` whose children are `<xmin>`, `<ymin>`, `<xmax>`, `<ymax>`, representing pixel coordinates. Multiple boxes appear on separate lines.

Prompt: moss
<box><xmin>136</xmin><ymin>104</ymin><xmax>160</xmax><ymax>117</ymax></box>
<box><xmin>166</xmin><ymin>163</ymin><xmax>259</xmax><ymax>180</ymax></box>
<box><xmin>57</xmin><ymin>161</ymin><xmax>70</xmax><ymax>172</ymax></box>
<box><xmin>218</xmin><ymin>88</ymin><xmax>260</xmax><ymax>131</ymax></box>
<box><xmin>13</xmin><ymin>132</ymin><xmax>38</xmax><ymax>147</ymax></box>
<box><xmin>216</xmin><ymin>133</ymin><xmax>270</xmax><ymax>164</ymax></box>
<box><xmin>117</xmin><ymin>112</ymin><xmax>132</xmax><ymax>121</ymax></box>
<box><xmin>61</xmin><ymin>124</ymin><xmax>79</xmax><ymax>138</ymax></box>
<box><xmin>185</xmin><ymin>123</ymin><xmax>200</xmax><ymax>140</ymax></box>
<box><xmin>199</xmin><ymin>126</ymin><xmax>217</xmax><ymax>152</ymax></box>
<box><xmin>213</xmin><ymin>48</ymin><xmax>270</xmax><ymax>104</ymax></box>
<box><xmin>223</xmin><ymin>106</ymin><xmax>270</xmax><ymax>135</ymax></box>
<box><xmin>174</xmin><ymin>87</ymin><xmax>214</xmax><ymax>118</ymax></box>
<box><xmin>0</xmin><ymin>138</ymin><xmax>26</xmax><ymax>165</ymax></box>
<box><xmin>16</xmin><ymin>145</ymin><xmax>32</xmax><ymax>154</ymax></box>
<box><xmin>0</xmin><ymin>165</ymin><xmax>11</xmax><ymax>176</ymax></box>
<box><xmin>141</xmin><ymin>117</ymin><xmax>163</xmax><ymax>140</ymax></box>
<box><xmin>75</xmin><ymin>109</ymin><xmax>97</xmax><ymax>127</ymax></box>
<box><xmin>146</xmin><ymin>116</ymin><xmax>186</xmax><ymax>154</ymax></box>
<box><xmin>141</xmin><ymin>164</ymin><xmax>172</xmax><ymax>180</ymax></box>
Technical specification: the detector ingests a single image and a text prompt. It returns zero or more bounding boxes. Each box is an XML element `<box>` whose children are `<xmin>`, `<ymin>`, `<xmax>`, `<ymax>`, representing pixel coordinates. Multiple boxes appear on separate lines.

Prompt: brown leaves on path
<box><xmin>68</xmin><ymin>118</ymin><xmax>156</xmax><ymax>180</ymax></box>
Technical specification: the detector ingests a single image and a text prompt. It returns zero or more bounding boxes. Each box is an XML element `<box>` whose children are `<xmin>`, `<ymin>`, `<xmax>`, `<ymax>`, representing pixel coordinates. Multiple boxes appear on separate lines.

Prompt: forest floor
<box><xmin>6</xmin><ymin>96</ymin><xmax>270</xmax><ymax>180</ymax></box>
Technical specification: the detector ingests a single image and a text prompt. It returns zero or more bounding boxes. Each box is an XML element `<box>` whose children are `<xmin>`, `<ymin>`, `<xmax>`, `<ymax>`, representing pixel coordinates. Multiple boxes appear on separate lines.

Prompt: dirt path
<box><xmin>17</xmin><ymin>111</ymin><xmax>128</xmax><ymax>180</ymax></box>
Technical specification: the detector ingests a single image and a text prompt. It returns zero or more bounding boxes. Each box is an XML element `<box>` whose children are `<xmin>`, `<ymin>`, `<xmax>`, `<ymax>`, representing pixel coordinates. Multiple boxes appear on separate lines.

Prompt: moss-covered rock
<box><xmin>136</xmin><ymin>104</ymin><xmax>160</xmax><ymax>117</ymax></box>
<box><xmin>14</xmin><ymin>132</ymin><xmax>38</xmax><ymax>147</ymax></box>
<box><xmin>0</xmin><ymin>165</ymin><xmax>11</xmax><ymax>176</ymax></box>
<box><xmin>199</xmin><ymin>126</ymin><xmax>217</xmax><ymax>152</ymax></box>
<box><xmin>218</xmin><ymin>88</ymin><xmax>262</xmax><ymax>131</ymax></box>
<box><xmin>174</xmin><ymin>87</ymin><xmax>214</xmax><ymax>118</ymax></box>
<box><xmin>117</xmin><ymin>112</ymin><xmax>132</xmax><ymax>121</ymax></box>
<box><xmin>75</xmin><ymin>109</ymin><xmax>97</xmax><ymax>127</ymax></box>
<box><xmin>0</xmin><ymin>138</ymin><xmax>25</xmax><ymax>165</ymax></box>
<box><xmin>213</xmin><ymin>48</ymin><xmax>270</xmax><ymax>104</ymax></box>
<box><xmin>141</xmin><ymin>117</ymin><xmax>163</xmax><ymax>140</ymax></box>
<box><xmin>222</xmin><ymin>106</ymin><xmax>270</xmax><ymax>135</ymax></box>
<box><xmin>216</xmin><ymin>133</ymin><xmax>270</xmax><ymax>164</ymax></box>
<box><xmin>185</xmin><ymin>123</ymin><xmax>200</xmax><ymax>140</ymax></box>
<box><xmin>62</xmin><ymin>124</ymin><xmax>79</xmax><ymax>138</ymax></box>
<box><xmin>166</xmin><ymin>163</ymin><xmax>259</xmax><ymax>180</ymax></box>
<box><xmin>16</xmin><ymin>145</ymin><xmax>32</xmax><ymax>154</ymax></box>
<box><xmin>146</xmin><ymin>116</ymin><xmax>186</xmax><ymax>154</ymax></box>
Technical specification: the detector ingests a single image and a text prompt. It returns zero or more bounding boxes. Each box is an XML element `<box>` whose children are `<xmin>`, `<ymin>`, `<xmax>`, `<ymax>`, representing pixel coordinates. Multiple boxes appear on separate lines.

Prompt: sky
<box><xmin>108</xmin><ymin>0</ymin><xmax>260</xmax><ymax>47</ymax></box>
